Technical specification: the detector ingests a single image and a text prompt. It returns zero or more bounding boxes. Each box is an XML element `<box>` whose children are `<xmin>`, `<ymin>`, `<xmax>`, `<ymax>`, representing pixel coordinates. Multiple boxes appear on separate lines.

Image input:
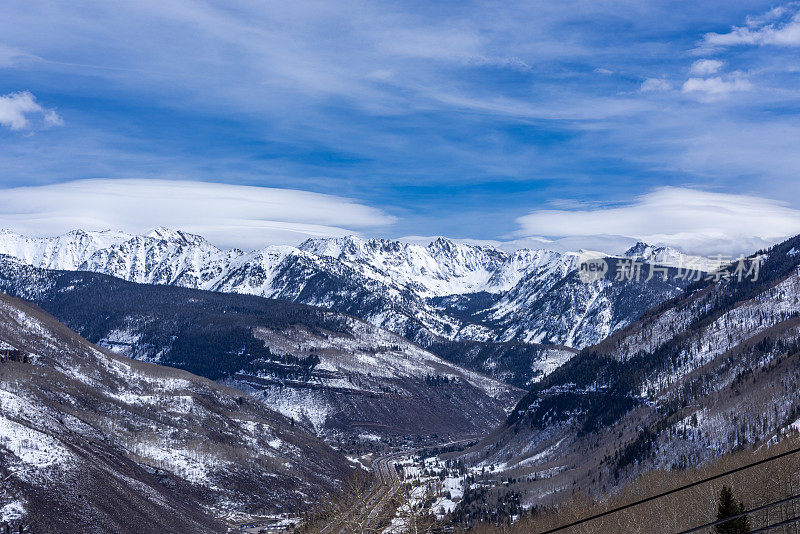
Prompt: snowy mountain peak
<box><xmin>623</xmin><ymin>241</ymin><xmax>655</xmax><ymax>257</ymax></box>
<box><xmin>64</xmin><ymin>228</ymin><xmax>90</xmax><ymax>236</ymax></box>
<box><xmin>621</xmin><ymin>241</ymin><xmax>722</xmax><ymax>271</ymax></box>
<box><xmin>0</xmin><ymin>228</ymin><xmax>133</xmax><ymax>271</ymax></box>
<box><xmin>427</xmin><ymin>236</ymin><xmax>459</xmax><ymax>252</ymax></box>
<box><xmin>299</xmin><ymin>234</ymin><xmax>360</xmax><ymax>257</ymax></box>
<box><xmin>623</xmin><ymin>241</ymin><xmax>685</xmax><ymax>260</ymax></box>
<box><xmin>148</xmin><ymin>226</ymin><xmax>182</xmax><ymax>239</ymax></box>
<box><xmin>300</xmin><ymin>234</ymin><xmax>523</xmax><ymax>297</ymax></box>
<box><xmin>146</xmin><ymin>226</ymin><xmax>211</xmax><ymax>246</ymax></box>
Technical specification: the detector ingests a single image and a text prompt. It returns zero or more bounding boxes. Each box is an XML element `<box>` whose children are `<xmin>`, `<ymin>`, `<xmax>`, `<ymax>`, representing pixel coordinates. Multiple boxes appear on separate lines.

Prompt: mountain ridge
<box><xmin>0</xmin><ymin>255</ymin><xmax>520</xmax><ymax>441</ymax></box>
<box><xmin>0</xmin><ymin>289</ymin><xmax>353</xmax><ymax>531</ymax></box>
<box><xmin>0</xmin><ymin>228</ymin><xmax>718</xmax><ymax>354</ymax></box>
<box><xmin>459</xmin><ymin>234</ymin><xmax>800</xmax><ymax>510</ymax></box>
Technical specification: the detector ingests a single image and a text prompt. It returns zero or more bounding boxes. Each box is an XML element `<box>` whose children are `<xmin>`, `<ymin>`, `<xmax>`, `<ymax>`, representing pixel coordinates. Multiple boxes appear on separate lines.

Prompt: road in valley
<box><xmin>319</xmin><ymin>438</ymin><xmax>476</xmax><ymax>534</ymax></box>
<box><xmin>317</xmin><ymin>450</ymin><xmax>402</xmax><ymax>534</ymax></box>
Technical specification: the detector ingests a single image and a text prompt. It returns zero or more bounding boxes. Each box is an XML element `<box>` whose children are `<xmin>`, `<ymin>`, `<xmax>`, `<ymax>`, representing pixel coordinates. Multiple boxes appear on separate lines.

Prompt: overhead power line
<box><xmin>677</xmin><ymin>492</ymin><xmax>800</xmax><ymax>533</ymax></box>
<box><xmin>537</xmin><ymin>445</ymin><xmax>800</xmax><ymax>534</ymax></box>
<box><xmin>751</xmin><ymin>515</ymin><xmax>800</xmax><ymax>533</ymax></box>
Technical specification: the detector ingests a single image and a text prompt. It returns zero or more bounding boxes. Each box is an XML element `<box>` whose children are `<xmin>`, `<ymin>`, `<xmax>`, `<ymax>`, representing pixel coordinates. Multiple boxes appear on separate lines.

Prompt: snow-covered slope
<box><xmin>489</xmin><ymin>263</ymin><xmax>685</xmax><ymax>347</ymax></box>
<box><xmin>0</xmin><ymin>258</ymin><xmax>521</xmax><ymax>441</ymax></box>
<box><xmin>0</xmin><ymin>229</ymin><xmax>706</xmax><ymax>350</ymax></box>
<box><xmin>81</xmin><ymin>227</ymin><xmax>244</xmax><ymax>288</ymax></box>
<box><xmin>0</xmin><ymin>290</ymin><xmax>352</xmax><ymax>532</ymax></box>
<box><xmin>466</xmin><ymin>235</ymin><xmax>800</xmax><ymax>508</ymax></box>
<box><xmin>299</xmin><ymin>235</ymin><xmax>540</xmax><ymax>297</ymax></box>
<box><xmin>622</xmin><ymin>241</ymin><xmax>724</xmax><ymax>272</ymax></box>
<box><xmin>0</xmin><ymin>228</ymin><xmax>132</xmax><ymax>270</ymax></box>
<box><xmin>246</xmin><ymin>316</ymin><xmax>521</xmax><ymax>436</ymax></box>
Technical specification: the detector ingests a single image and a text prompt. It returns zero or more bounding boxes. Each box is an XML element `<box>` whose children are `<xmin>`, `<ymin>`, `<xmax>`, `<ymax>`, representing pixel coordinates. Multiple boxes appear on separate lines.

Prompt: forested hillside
<box><xmin>461</xmin><ymin>234</ymin><xmax>800</xmax><ymax>514</ymax></box>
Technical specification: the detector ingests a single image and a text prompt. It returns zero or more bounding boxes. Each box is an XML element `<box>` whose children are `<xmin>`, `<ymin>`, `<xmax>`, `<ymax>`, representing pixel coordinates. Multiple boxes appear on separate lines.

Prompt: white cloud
<box><xmin>43</xmin><ymin>109</ymin><xmax>64</xmax><ymax>127</ymax></box>
<box><xmin>0</xmin><ymin>179</ymin><xmax>396</xmax><ymax>249</ymax></box>
<box><xmin>640</xmin><ymin>78</ymin><xmax>672</xmax><ymax>92</ymax></box>
<box><xmin>700</xmin><ymin>4</ymin><xmax>800</xmax><ymax>49</ymax></box>
<box><xmin>682</xmin><ymin>74</ymin><xmax>752</xmax><ymax>98</ymax></box>
<box><xmin>746</xmin><ymin>5</ymin><xmax>791</xmax><ymax>27</ymax></box>
<box><xmin>0</xmin><ymin>91</ymin><xmax>62</xmax><ymax>130</ymax></box>
<box><xmin>515</xmin><ymin>187</ymin><xmax>800</xmax><ymax>255</ymax></box>
<box><xmin>690</xmin><ymin>59</ymin><xmax>724</xmax><ymax>76</ymax></box>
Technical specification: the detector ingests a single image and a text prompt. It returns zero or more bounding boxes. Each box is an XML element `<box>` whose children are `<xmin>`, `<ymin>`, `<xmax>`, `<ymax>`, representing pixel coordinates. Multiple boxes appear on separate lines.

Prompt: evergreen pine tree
<box><xmin>714</xmin><ymin>486</ymin><xmax>750</xmax><ymax>534</ymax></box>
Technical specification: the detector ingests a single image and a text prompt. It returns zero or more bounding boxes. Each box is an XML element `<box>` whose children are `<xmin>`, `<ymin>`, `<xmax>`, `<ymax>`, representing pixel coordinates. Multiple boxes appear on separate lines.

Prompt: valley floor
<box><xmin>289</xmin><ymin>435</ymin><xmax>800</xmax><ymax>534</ymax></box>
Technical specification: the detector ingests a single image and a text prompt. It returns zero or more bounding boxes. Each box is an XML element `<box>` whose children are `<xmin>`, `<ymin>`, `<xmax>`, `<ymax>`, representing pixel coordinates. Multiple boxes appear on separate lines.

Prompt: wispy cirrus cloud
<box><xmin>0</xmin><ymin>179</ymin><xmax>396</xmax><ymax>249</ymax></box>
<box><xmin>0</xmin><ymin>43</ymin><xmax>37</xmax><ymax>67</ymax></box>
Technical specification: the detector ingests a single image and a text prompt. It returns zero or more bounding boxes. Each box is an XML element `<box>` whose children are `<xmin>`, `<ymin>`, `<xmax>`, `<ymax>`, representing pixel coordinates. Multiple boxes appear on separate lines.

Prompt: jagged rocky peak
<box><xmin>426</xmin><ymin>237</ymin><xmax>504</xmax><ymax>262</ymax></box>
<box><xmin>145</xmin><ymin>226</ymin><xmax>213</xmax><ymax>247</ymax></box>
<box><xmin>621</xmin><ymin>240</ymin><xmax>723</xmax><ymax>271</ymax></box>
<box><xmin>0</xmin><ymin>228</ymin><xmax>134</xmax><ymax>271</ymax></box>
<box><xmin>300</xmin><ymin>234</ymin><xmax>406</xmax><ymax>257</ymax></box>
<box><xmin>298</xmin><ymin>234</ymin><xmax>356</xmax><ymax>257</ymax></box>
<box><xmin>344</xmin><ymin>235</ymin><xmax>406</xmax><ymax>254</ymax></box>
<box><xmin>427</xmin><ymin>236</ymin><xmax>459</xmax><ymax>252</ymax></box>
<box><xmin>623</xmin><ymin>240</ymin><xmax>681</xmax><ymax>259</ymax></box>
<box><xmin>305</xmin><ymin>234</ymin><xmax>500</xmax><ymax>260</ymax></box>
<box><xmin>65</xmin><ymin>228</ymin><xmax>121</xmax><ymax>237</ymax></box>
<box><xmin>624</xmin><ymin>240</ymin><xmax>657</xmax><ymax>256</ymax></box>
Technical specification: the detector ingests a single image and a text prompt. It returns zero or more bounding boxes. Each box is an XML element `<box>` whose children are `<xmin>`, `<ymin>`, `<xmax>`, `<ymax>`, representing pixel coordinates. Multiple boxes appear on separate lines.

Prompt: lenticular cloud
<box><xmin>0</xmin><ymin>179</ymin><xmax>396</xmax><ymax>249</ymax></box>
<box><xmin>515</xmin><ymin>187</ymin><xmax>800</xmax><ymax>255</ymax></box>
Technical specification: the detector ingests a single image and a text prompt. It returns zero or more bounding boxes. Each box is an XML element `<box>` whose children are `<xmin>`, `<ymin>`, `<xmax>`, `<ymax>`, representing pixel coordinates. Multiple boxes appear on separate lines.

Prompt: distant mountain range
<box><xmin>0</xmin><ymin>228</ymin><xmax>717</xmax><ymax>354</ymax></box>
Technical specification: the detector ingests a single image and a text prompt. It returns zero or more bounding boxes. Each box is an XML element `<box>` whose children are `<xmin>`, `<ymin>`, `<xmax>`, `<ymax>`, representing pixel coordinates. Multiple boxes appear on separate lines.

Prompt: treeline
<box><xmin>426</xmin><ymin>338</ymin><xmax>574</xmax><ymax>389</ymax></box>
<box><xmin>449</xmin><ymin>486</ymin><xmax>522</xmax><ymax>528</ymax></box>
<box><xmin>424</xmin><ymin>374</ymin><xmax>456</xmax><ymax>386</ymax></box>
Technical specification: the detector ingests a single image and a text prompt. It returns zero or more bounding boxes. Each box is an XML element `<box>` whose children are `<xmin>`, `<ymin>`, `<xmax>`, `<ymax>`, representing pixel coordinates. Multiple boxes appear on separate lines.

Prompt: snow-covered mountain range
<box><xmin>0</xmin><ymin>227</ymin><xmax>789</xmax><ymax>531</ymax></box>
<box><xmin>0</xmin><ymin>255</ymin><xmax>520</xmax><ymax>440</ymax></box>
<box><xmin>0</xmin><ymin>228</ymin><xmax>716</xmax><ymax>349</ymax></box>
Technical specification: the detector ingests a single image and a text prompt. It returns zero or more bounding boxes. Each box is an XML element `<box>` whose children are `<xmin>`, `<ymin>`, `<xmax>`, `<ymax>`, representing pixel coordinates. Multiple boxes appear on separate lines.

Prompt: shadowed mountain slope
<box><xmin>0</xmin><ymin>257</ymin><xmax>520</xmax><ymax>441</ymax></box>
<box><xmin>0</xmin><ymin>291</ymin><xmax>352</xmax><ymax>532</ymax></box>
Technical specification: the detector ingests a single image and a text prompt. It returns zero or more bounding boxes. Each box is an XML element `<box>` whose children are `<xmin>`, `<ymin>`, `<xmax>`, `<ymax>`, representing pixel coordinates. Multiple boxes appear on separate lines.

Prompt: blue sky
<box><xmin>2</xmin><ymin>1</ymin><xmax>800</xmax><ymax>253</ymax></box>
